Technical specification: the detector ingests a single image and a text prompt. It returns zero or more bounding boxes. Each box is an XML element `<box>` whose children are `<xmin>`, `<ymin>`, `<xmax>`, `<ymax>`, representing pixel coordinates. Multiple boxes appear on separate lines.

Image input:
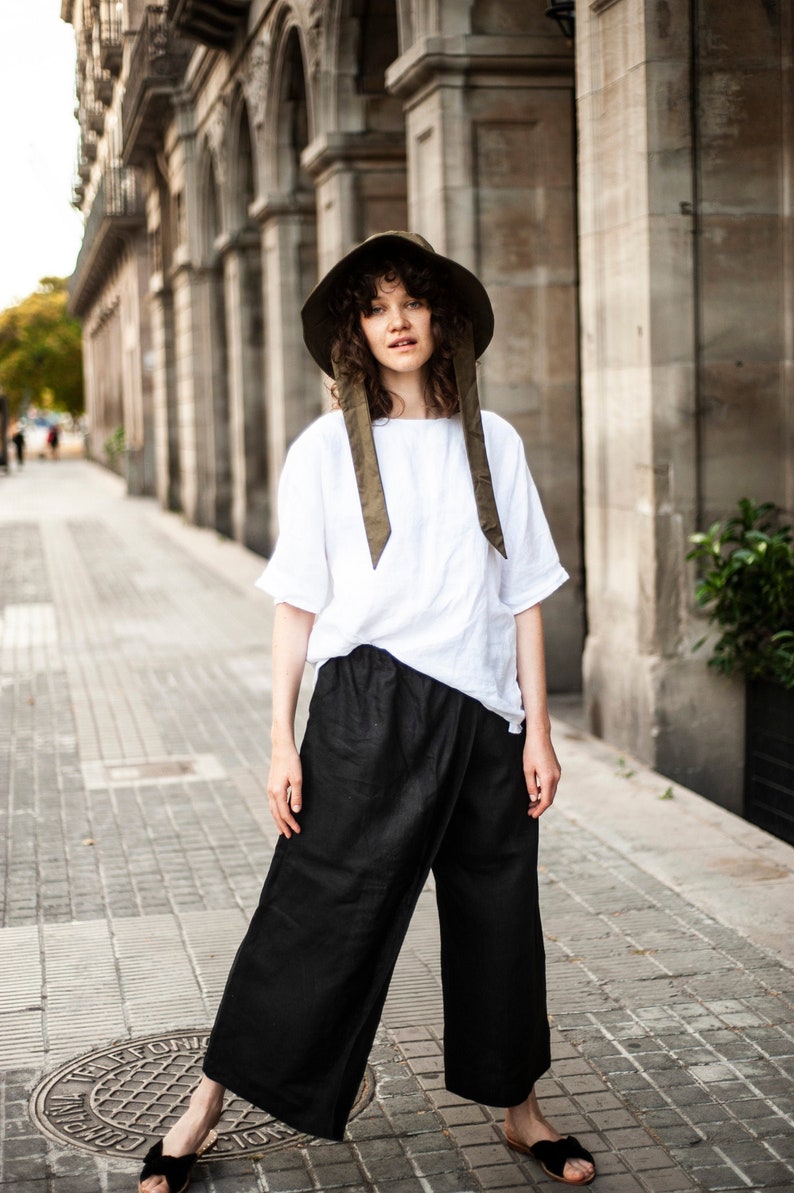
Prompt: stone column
<box><xmin>221</xmin><ymin>231</ymin><xmax>269</xmax><ymax>554</ymax></box>
<box><xmin>388</xmin><ymin>33</ymin><xmax>583</xmax><ymax>690</ymax></box>
<box><xmin>82</xmin><ymin>327</ymin><xmax>97</xmax><ymax>459</ymax></box>
<box><xmin>169</xmin><ymin>99</ymin><xmax>231</xmax><ymax>534</ymax></box>
<box><xmin>254</xmin><ymin>196</ymin><xmax>319</xmax><ymax>547</ymax></box>
<box><xmin>171</xmin><ymin>261</ymin><xmax>199</xmax><ymax>525</ymax></box>
<box><xmin>302</xmin><ymin>133</ymin><xmax>407</xmax><ymax>276</ymax></box>
<box><xmin>149</xmin><ymin>278</ymin><xmax>180</xmax><ymax>512</ymax></box>
<box><xmin>171</xmin><ymin>259</ymin><xmax>220</xmax><ymax>529</ymax></box>
<box><xmin>575</xmin><ymin>0</ymin><xmax>749</xmax><ymax>809</ymax></box>
<box><xmin>123</xmin><ymin>232</ymin><xmax>155</xmax><ymax>497</ymax></box>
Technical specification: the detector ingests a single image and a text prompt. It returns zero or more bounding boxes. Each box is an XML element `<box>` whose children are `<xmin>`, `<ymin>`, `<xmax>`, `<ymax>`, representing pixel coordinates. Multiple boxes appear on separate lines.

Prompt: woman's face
<box><xmin>359</xmin><ymin>276</ymin><xmax>434</xmax><ymax>382</ymax></box>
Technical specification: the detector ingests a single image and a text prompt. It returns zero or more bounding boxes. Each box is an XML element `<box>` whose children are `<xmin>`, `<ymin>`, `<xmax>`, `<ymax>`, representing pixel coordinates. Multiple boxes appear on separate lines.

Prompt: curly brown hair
<box><xmin>328</xmin><ymin>249</ymin><xmax>470</xmax><ymax>420</ymax></box>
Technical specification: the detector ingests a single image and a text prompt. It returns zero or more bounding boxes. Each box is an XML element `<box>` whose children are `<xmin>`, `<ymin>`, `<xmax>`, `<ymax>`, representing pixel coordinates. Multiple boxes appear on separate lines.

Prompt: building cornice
<box><xmin>385</xmin><ymin>34</ymin><xmax>574</xmax><ymax>100</ymax></box>
<box><xmin>301</xmin><ymin>132</ymin><xmax>407</xmax><ymax>181</ymax></box>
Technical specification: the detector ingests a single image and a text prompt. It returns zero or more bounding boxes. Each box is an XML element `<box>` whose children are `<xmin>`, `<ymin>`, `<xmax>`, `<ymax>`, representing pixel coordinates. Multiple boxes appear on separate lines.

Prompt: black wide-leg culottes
<box><xmin>203</xmin><ymin>646</ymin><xmax>550</xmax><ymax>1140</ymax></box>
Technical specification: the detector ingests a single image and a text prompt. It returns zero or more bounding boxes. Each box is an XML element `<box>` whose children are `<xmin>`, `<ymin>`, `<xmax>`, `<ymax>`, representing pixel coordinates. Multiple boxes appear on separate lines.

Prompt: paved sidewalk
<box><xmin>1</xmin><ymin>457</ymin><xmax>792</xmax><ymax>1193</ymax></box>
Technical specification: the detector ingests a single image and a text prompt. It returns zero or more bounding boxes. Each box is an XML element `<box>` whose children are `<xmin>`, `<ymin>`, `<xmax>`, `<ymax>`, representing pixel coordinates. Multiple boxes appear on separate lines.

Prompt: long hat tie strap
<box><xmin>332</xmin><ymin>364</ymin><xmax>392</xmax><ymax>567</ymax></box>
<box><xmin>454</xmin><ymin>330</ymin><xmax>507</xmax><ymax>559</ymax></box>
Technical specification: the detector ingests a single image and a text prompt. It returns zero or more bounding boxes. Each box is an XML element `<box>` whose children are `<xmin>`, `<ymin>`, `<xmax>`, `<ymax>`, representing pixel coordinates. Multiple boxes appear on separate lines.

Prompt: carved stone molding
<box><xmin>206</xmin><ymin>95</ymin><xmax>230</xmax><ymax>182</ymax></box>
<box><xmin>244</xmin><ymin>29</ymin><xmax>271</xmax><ymax>128</ymax></box>
<box><xmin>305</xmin><ymin>0</ymin><xmax>323</xmax><ymax>78</ymax></box>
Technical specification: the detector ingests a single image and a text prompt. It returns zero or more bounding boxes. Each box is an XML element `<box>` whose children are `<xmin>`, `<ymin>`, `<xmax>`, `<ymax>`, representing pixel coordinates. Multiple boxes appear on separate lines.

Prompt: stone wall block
<box><xmin>575</xmin><ymin>242</ymin><xmax>602</xmax><ymax>372</ymax></box>
<box><xmin>407</xmin><ymin>96</ymin><xmax>446</xmax><ymax>244</ymax></box>
<box><xmin>644</xmin><ymin>0</ymin><xmax>691</xmax><ymax>63</ymax></box>
<box><xmin>698</xmin><ymin>215</ymin><xmax>785</xmax><ymax>361</ymax></box>
<box><xmin>697</xmin><ymin>67</ymin><xmax>782</xmax><ymax>212</ymax></box>
<box><xmin>646</xmin><ymin>361</ymin><xmax>698</xmax><ymax>508</ymax></box>
<box><xmin>543</xmin><ymin>284</ymin><xmax>579</xmax><ymax>384</ymax></box>
<box><xmin>646</xmin><ymin>216</ymin><xmax>696</xmax><ymax>365</ymax></box>
<box><xmin>602</xmin><ymin>500</ymin><xmax>641</xmax><ymax>614</ymax></box>
<box><xmin>574</xmin><ymin>108</ymin><xmax>598</xmax><ymax>238</ymax></box>
<box><xmin>646</xmin><ymin>59</ymin><xmax>691</xmax><ymax>151</ymax></box>
<box><xmin>596</xmin><ymin>73</ymin><xmax>651</xmax><ymax>231</ymax></box>
<box><xmin>645</xmin><ymin>60</ymin><xmax>695</xmax><ymax>218</ymax></box>
<box><xmin>535</xmin><ymin>386</ymin><xmax>581</xmax><ymax>523</ymax></box>
<box><xmin>173</xmin><ymin>272</ymin><xmax>199</xmax><ymax>524</ymax></box>
<box><xmin>359</xmin><ymin>169</ymin><xmax>408</xmax><ymax>237</ymax></box>
<box><xmin>476</xmin><ymin>184</ymin><xmax>543</xmax><ymax>284</ymax></box>
<box><xmin>600</xmin><ymin>221</ymin><xmax>651</xmax><ymax>371</ymax></box>
<box><xmin>487</xmin><ymin>285</ymin><xmax>542</xmax><ymax>395</ymax></box>
<box><xmin>544</xmin><ymin>583</ymin><xmax>584</xmax><ymax>692</ymax></box>
<box><xmin>697</xmin><ymin>0</ymin><xmax>781</xmax><ymax>64</ymax></box>
<box><xmin>472</xmin><ymin>90</ymin><xmax>576</xmax><ymax>189</ymax></box>
<box><xmin>582</xmin><ymin>623</ymin><xmax>650</xmax><ymax>751</ymax></box>
<box><xmin>700</xmin><ymin>360</ymin><xmax>786</xmax><ymax>515</ymax></box>
<box><xmin>635</xmin><ymin>460</ymin><xmax>687</xmax><ymax>657</ymax></box>
<box><xmin>649</xmin><ymin>656</ymin><xmax>745</xmax><ymax>813</ymax></box>
<box><xmin>471</xmin><ymin>0</ymin><xmax>563</xmax><ymax>38</ymax></box>
<box><xmin>594</xmin><ymin>0</ymin><xmax>648</xmax><ymax>89</ymax></box>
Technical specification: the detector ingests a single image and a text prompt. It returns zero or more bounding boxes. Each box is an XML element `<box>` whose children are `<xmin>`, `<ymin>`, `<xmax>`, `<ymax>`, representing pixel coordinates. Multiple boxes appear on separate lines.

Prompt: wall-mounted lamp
<box><xmin>545</xmin><ymin>0</ymin><xmax>575</xmax><ymax>40</ymax></box>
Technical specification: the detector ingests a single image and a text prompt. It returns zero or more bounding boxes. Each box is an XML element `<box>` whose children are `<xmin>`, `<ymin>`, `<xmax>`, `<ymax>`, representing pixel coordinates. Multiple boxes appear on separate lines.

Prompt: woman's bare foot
<box><xmin>138</xmin><ymin>1077</ymin><xmax>225</xmax><ymax>1193</ymax></box>
<box><xmin>505</xmin><ymin>1088</ymin><xmax>595</xmax><ymax>1184</ymax></box>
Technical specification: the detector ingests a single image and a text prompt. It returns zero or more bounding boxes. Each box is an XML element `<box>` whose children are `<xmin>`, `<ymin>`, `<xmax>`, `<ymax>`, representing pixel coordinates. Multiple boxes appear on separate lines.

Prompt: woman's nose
<box><xmin>388</xmin><ymin>307</ymin><xmax>408</xmax><ymax>329</ymax></box>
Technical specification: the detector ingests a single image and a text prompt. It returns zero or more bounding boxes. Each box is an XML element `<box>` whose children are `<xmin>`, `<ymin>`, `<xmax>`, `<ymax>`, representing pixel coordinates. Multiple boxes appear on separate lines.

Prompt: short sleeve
<box><xmin>493</xmin><ymin>424</ymin><xmax>569</xmax><ymax>613</ymax></box>
<box><xmin>255</xmin><ymin>430</ymin><xmax>331</xmax><ymax>613</ymax></box>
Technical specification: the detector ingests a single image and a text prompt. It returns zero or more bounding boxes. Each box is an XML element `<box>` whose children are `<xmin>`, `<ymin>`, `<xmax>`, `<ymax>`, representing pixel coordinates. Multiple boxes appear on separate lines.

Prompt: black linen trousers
<box><xmin>203</xmin><ymin>645</ymin><xmax>550</xmax><ymax>1140</ymax></box>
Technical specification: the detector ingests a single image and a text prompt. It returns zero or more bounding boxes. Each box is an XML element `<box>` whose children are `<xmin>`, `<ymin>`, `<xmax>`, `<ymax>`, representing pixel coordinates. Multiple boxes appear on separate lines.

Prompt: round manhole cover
<box><xmin>30</xmin><ymin>1030</ymin><xmax>375</xmax><ymax>1159</ymax></box>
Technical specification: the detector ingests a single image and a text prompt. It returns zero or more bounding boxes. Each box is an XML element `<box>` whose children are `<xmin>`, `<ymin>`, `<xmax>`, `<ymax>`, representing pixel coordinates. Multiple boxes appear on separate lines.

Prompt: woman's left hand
<box><xmin>523</xmin><ymin>725</ymin><xmax>561</xmax><ymax>819</ymax></box>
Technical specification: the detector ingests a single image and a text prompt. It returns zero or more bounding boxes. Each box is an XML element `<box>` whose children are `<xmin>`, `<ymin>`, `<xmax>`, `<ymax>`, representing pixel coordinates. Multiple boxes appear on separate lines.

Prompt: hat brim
<box><xmin>301</xmin><ymin>231</ymin><xmax>494</xmax><ymax>376</ymax></box>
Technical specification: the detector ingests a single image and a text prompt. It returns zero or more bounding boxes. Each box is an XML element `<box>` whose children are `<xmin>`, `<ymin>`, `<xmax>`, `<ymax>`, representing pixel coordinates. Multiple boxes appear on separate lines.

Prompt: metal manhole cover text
<box><xmin>30</xmin><ymin>1031</ymin><xmax>375</xmax><ymax>1159</ymax></box>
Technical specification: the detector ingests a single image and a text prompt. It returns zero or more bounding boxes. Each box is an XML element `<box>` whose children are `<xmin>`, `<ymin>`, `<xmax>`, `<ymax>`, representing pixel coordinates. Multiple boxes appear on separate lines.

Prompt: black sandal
<box><xmin>505</xmin><ymin>1131</ymin><xmax>596</xmax><ymax>1185</ymax></box>
<box><xmin>137</xmin><ymin>1129</ymin><xmax>217</xmax><ymax>1193</ymax></box>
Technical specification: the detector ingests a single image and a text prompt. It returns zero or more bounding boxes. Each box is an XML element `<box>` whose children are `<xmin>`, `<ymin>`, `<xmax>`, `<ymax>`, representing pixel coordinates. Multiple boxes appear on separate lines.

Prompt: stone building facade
<box><xmin>64</xmin><ymin>0</ymin><xmax>792</xmax><ymax>816</ymax></box>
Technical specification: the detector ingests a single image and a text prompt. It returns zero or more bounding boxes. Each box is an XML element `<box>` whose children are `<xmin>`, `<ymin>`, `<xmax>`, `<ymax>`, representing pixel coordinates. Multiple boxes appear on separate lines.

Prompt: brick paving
<box><xmin>0</xmin><ymin>457</ymin><xmax>792</xmax><ymax>1192</ymax></box>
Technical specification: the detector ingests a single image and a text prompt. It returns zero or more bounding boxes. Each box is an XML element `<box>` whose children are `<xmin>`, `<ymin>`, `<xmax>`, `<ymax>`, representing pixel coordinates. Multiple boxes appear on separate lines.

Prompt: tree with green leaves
<box><xmin>0</xmin><ymin>278</ymin><xmax>84</xmax><ymax>418</ymax></box>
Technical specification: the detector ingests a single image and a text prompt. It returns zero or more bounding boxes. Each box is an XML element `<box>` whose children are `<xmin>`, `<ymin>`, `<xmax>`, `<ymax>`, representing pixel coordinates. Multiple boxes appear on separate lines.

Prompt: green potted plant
<box><xmin>687</xmin><ymin>498</ymin><xmax>794</xmax><ymax>844</ymax></box>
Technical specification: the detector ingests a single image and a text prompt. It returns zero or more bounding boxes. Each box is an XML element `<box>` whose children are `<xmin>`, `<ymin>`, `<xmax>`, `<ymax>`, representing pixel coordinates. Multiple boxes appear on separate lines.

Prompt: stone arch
<box><xmin>197</xmin><ymin>139</ymin><xmax>225</xmax><ymax>259</ymax></box>
<box><xmin>226</xmin><ymin>86</ymin><xmax>259</xmax><ymax>229</ymax></box>
<box><xmin>265</xmin><ymin>14</ymin><xmax>314</xmax><ymax>198</ymax></box>
<box><xmin>321</xmin><ymin>0</ymin><xmax>406</xmax><ymax>136</ymax></box>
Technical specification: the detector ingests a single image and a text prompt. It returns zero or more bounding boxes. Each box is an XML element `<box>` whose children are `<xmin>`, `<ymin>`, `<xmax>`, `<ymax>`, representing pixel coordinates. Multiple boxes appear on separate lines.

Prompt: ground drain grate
<box><xmin>30</xmin><ymin>1031</ymin><xmax>375</xmax><ymax>1159</ymax></box>
<box><xmin>81</xmin><ymin>754</ymin><xmax>226</xmax><ymax>789</ymax></box>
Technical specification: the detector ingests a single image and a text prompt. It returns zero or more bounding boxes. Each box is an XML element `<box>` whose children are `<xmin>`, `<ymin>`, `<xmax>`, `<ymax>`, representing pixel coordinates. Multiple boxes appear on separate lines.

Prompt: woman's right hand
<box><xmin>267</xmin><ymin>602</ymin><xmax>315</xmax><ymax>838</ymax></box>
<box><xmin>267</xmin><ymin>739</ymin><xmax>303</xmax><ymax>837</ymax></box>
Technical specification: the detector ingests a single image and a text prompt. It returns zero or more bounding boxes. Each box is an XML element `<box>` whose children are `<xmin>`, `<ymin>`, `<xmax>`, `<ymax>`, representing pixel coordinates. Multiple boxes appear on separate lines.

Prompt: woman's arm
<box><xmin>516</xmin><ymin>603</ymin><xmax>561</xmax><ymax>819</ymax></box>
<box><xmin>267</xmin><ymin>602</ymin><xmax>315</xmax><ymax>837</ymax></box>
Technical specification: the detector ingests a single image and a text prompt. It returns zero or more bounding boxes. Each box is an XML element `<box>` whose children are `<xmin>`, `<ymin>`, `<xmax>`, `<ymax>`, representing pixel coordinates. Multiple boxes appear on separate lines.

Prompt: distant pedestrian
<box><xmin>11</xmin><ymin>424</ymin><xmax>25</xmax><ymax>468</ymax></box>
<box><xmin>47</xmin><ymin>423</ymin><xmax>60</xmax><ymax>459</ymax></box>
<box><xmin>137</xmin><ymin>232</ymin><xmax>595</xmax><ymax>1192</ymax></box>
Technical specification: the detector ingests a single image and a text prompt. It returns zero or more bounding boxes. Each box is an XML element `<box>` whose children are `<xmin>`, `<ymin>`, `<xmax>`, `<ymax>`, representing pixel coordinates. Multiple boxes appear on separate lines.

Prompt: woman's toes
<box><xmin>564</xmin><ymin>1156</ymin><xmax>595</xmax><ymax>1181</ymax></box>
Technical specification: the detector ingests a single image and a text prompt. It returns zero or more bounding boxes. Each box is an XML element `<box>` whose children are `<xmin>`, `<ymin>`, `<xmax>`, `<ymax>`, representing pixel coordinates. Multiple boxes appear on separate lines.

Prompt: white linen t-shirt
<box><xmin>257</xmin><ymin>409</ymin><xmax>568</xmax><ymax>731</ymax></box>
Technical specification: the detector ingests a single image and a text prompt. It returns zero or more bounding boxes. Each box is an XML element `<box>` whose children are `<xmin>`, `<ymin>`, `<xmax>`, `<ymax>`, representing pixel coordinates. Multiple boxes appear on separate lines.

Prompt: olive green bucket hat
<box><xmin>301</xmin><ymin>231</ymin><xmax>506</xmax><ymax>567</ymax></box>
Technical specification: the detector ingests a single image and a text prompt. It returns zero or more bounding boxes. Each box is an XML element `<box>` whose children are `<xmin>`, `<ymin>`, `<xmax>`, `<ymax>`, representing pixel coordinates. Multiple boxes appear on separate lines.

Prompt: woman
<box><xmin>138</xmin><ymin>232</ymin><xmax>595</xmax><ymax>1191</ymax></box>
